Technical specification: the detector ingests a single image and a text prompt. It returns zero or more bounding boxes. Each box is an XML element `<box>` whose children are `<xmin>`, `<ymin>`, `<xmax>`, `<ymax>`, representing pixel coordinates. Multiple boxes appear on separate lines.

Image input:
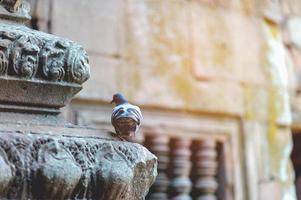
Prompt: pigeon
<box><xmin>110</xmin><ymin>93</ymin><xmax>142</xmax><ymax>140</ymax></box>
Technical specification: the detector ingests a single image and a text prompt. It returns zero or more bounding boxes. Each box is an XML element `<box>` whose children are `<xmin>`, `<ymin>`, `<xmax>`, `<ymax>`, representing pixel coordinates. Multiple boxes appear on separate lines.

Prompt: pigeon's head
<box><xmin>110</xmin><ymin>93</ymin><xmax>128</xmax><ymax>106</ymax></box>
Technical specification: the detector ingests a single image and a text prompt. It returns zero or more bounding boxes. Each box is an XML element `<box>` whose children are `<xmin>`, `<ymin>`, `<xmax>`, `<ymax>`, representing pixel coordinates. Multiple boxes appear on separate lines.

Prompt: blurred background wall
<box><xmin>27</xmin><ymin>0</ymin><xmax>301</xmax><ymax>199</ymax></box>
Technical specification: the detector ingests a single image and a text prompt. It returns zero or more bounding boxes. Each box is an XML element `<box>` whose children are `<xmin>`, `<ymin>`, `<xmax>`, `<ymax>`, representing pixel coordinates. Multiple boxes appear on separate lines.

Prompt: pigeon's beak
<box><xmin>110</xmin><ymin>99</ymin><xmax>114</xmax><ymax>104</ymax></box>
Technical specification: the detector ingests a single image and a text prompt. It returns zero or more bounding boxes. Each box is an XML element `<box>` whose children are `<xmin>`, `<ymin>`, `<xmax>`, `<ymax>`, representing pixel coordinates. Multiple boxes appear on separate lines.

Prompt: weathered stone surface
<box><xmin>191</xmin><ymin>4</ymin><xmax>266</xmax><ymax>85</ymax></box>
<box><xmin>122</xmin><ymin>0</ymin><xmax>245</xmax><ymax>116</ymax></box>
<box><xmin>0</xmin><ymin>130</ymin><xmax>157</xmax><ymax>200</ymax></box>
<box><xmin>51</xmin><ymin>0</ymin><xmax>125</xmax><ymax>57</ymax></box>
<box><xmin>125</xmin><ymin>79</ymin><xmax>244</xmax><ymax>116</ymax></box>
<box><xmin>0</xmin><ymin>0</ymin><xmax>23</xmax><ymax>13</ymax></box>
<box><xmin>243</xmin><ymin>121</ymin><xmax>296</xmax><ymax>200</ymax></box>
<box><xmin>0</xmin><ymin>0</ymin><xmax>30</xmax><ymax>22</ymax></box>
<box><xmin>243</xmin><ymin>85</ymin><xmax>292</xmax><ymax>125</ymax></box>
<box><xmin>284</xmin><ymin>17</ymin><xmax>301</xmax><ymax>48</ymax></box>
<box><xmin>0</xmin><ymin>23</ymin><xmax>90</xmax><ymax>84</ymax></box>
<box><xmin>259</xmin><ymin>181</ymin><xmax>281</xmax><ymax>200</ymax></box>
<box><xmin>261</xmin><ymin>19</ymin><xmax>288</xmax><ymax>88</ymax></box>
<box><xmin>78</xmin><ymin>55</ymin><xmax>122</xmax><ymax>101</ymax></box>
<box><xmin>259</xmin><ymin>0</ymin><xmax>282</xmax><ymax>23</ymax></box>
<box><xmin>284</xmin><ymin>47</ymin><xmax>299</xmax><ymax>90</ymax></box>
<box><xmin>291</xmin><ymin>91</ymin><xmax>301</xmax><ymax>127</ymax></box>
<box><xmin>281</xmin><ymin>0</ymin><xmax>301</xmax><ymax>16</ymax></box>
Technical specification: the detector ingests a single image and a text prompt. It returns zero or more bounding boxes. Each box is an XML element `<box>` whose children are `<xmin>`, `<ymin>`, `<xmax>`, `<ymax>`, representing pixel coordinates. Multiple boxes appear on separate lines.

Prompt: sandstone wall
<box><xmin>30</xmin><ymin>0</ymin><xmax>301</xmax><ymax>199</ymax></box>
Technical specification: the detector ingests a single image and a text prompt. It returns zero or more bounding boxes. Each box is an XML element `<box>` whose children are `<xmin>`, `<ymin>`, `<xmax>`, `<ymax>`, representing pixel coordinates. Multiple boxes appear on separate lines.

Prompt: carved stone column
<box><xmin>193</xmin><ymin>140</ymin><xmax>218</xmax><ymax>200</ymax></box>
<box><xmin>0</xmin><ymin>1</ymin><xmax>157</xmax><ymax>200</ymax></box>
<box><xmin>169</xmin><ymin>138</ymin><xmax>192</xmax><ymax>200</ymax></box>
<box><xmin>145</xmin><ymin>134</ymin><xmax>170</xmax><ymax>200</ymax></box>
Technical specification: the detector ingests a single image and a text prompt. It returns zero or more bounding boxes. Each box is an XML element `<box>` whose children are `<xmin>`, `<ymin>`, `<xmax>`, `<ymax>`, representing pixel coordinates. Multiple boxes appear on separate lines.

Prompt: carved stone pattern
<box><xmin>0</xmin><ymin>0</ymin><xmax>30</xmax><ymax>22</ymax></box>
<box><xmin>169</xmin><ymin>138</ymin><xmax>192</xmax><ymax>200</ymax></box>
<box><xmin>145</xmin><ymin>134</ymin><xmax>169</xmax><ymax>200</ymax></box>
<box><xmin>0</xmin><ymin>23</ymin><xmax>90</xmax><ymax>84</ymax></box>
<box><xmin>193</xmin><ymin>140</ymin><xmax>218</xmax><ymax>200</ymax></box>
<box><xmin>0</xmin><ymin>131</ymin><xmax>157</xmax><ymax>200</ymax></box>
<box><xmin>0</xmin><ymin>0</ymin><xmax>22</xmax><ymax>13</ymax></box>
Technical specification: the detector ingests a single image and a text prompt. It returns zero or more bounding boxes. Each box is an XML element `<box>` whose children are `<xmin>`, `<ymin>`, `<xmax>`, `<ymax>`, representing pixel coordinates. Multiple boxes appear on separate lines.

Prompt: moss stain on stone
<box><xmin>242</xmin><ymin>0</ymin><xmax>255</xmax><ymax>14</ymax></box>
<box><xmin>244</xmin><ymin>85</ymin><xmax>256</xmax><ymax>120</ymax></box>
<box><xmin>171</xmin><ymin>71</ymin><xmax>198</xmax><ymax>107</ymax></box>
<box><xmin>262</xmin><ymin>19</ymin><xmax>295</xmax><ymax>197</ymax></box>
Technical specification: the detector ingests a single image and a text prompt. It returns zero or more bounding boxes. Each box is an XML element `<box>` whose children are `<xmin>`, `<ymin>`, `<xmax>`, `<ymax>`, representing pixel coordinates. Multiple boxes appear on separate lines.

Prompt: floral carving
<box><xmin>0</xmin><ymin>41</ymin><xmax>9</xmax><ymax>75</ymax></box>
<box><xmin>33</xmin><ymin>139</ymin><xmax>82</xmax><ymax>200</ymax></box>
<box><xmin>67</xmin><ymin>46</ymin><xmax>90</xmax><ymax>84</ymax></box>
<box><xmin>0</xmin><ymin>147</ymin><xmax>14</xmax><ymax>196</ymax></box>
<box><xmin>10</xmin><ymin>36</ymin><xmax>39</xmax><ymax>78</ymax></box>
<box><xmin>0</xmin><ymin>24</ymin><xmax>91</xmax><ymax>85</ymax></box>
<box><xmin>0</xmin><ymin>0</ymin><xmax>22</xmax><ymax>13</ymax></box>
<box><xmin>40</xmin><ymin>41</ymin><xmax>66</xmax><ymax>81</ymax></box>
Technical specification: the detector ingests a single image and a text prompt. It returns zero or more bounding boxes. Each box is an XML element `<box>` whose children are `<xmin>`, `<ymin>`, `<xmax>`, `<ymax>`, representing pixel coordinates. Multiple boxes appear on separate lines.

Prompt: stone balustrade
<box><xmin>144</xmin><ymin>133</ymin><xmax>220</xmax><ymax>200</ymax></box>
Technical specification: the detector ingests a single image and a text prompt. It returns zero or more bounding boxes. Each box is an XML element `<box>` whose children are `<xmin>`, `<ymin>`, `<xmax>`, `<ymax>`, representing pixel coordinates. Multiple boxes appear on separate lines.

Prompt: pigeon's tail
<box><xmin>113</xmin><ymin>117</ymin><xmax>138</xmax><ymax>135</ymax></box>
<box><xmin>111</xmin><ymin>102</ymin><xmax>142</xmax><ymax>140</ymax></box>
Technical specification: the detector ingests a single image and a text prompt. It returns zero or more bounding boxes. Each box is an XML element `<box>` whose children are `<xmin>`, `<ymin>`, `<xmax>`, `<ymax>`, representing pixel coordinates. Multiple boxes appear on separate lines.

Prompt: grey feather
<box><xmin>111</xmin><ymin>102</ymin><xmax>142</xmax><ymax>138</ymax></box>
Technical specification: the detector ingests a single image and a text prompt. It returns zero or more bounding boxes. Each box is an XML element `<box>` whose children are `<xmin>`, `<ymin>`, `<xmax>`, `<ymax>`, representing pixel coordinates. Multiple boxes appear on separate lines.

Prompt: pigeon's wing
<box><xmin>111</xmin><ymin>111</ymin><xmax>122</xmax><ymax>134</ymax></box>
<box><xmin>126</xmin><ymin>105</ymin><xmax>142</xmax><ymax>125</ymax></box>
<box><xmin>111</xmin><ymin>104</ymin><xmax>124</xmax><ymax>119</ymax></box>
<box><xmin>111</xmin><ymin>105</ymin><xmax>121</xmax><ymax>130</ymax></box>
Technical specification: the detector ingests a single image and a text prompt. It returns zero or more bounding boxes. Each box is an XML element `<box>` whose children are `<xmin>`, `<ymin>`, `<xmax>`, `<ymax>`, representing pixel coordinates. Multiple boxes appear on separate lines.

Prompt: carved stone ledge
<box><xmin>0</xmin><ymin>130</ymin><xmax>157</xmax><ymax>200</ymax></box>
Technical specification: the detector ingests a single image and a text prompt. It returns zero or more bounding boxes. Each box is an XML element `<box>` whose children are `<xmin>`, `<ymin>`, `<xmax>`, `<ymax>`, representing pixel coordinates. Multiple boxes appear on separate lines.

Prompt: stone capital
<box><xmin>0</xmin><ymin>2</ymin><xmax>90</xmax><ymax>113</ymax></box>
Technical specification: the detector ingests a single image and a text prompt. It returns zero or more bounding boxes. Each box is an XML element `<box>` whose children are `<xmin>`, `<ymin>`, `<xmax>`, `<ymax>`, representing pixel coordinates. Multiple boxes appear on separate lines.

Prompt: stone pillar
<box><xmin>193</xmin><ymin>140</ymin><xmax>218</xmax><ymax>200</ymax></box>
<box><xmin>0</xmin><ymin>1</ymin><xmax>157</xmax><ymax>200</ymax></box>
<box><xmin>169</xmin><ymin>138</ymin><xmax>192</xmax><ymax>200</ymax></box>
<box><xmin>145</xmin><ymin>134</ymin><xmax>170</xmax><ymax>200</ymax></box>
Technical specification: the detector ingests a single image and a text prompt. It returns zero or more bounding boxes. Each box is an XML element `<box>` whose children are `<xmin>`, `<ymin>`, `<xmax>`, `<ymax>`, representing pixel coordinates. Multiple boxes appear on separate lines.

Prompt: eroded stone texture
<box><xmin>0</xmin><ymin>131</ymin><xmax>157</xmax><ymax>200</ymax></box>
<box><xmin>0</xmin><ymin>23</ymin><xmax>90</xmax><ymax>84</ymax></box>
<box><xmin>0</xmin><ymin>0</ymin><xmax>30</xmax><ymax>22</ymax></box>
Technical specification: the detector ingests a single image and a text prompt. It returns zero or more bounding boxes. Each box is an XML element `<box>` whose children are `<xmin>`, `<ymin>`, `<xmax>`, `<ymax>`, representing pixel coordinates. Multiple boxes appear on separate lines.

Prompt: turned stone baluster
<box><xmin>194</xmin><ymin>140</ymin><xmax>218</xmax><ymax>200</ymax></box>
<box><xmin>170</xmin><ymin>138</ymin><xmax>192</xmax><ymax>200</ymax></box>
<box><xmin>145</xmin><ymin>134</ymin><xmax>170</xmax><ymax>200</ymax></box>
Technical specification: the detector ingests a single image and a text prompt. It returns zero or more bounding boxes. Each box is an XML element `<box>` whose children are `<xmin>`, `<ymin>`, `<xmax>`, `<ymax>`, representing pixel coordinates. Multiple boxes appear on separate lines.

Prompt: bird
<box><xmin>110</xmin><ymin>93</ymin><xmax>142</xmax><ymax>141</ymax></box>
